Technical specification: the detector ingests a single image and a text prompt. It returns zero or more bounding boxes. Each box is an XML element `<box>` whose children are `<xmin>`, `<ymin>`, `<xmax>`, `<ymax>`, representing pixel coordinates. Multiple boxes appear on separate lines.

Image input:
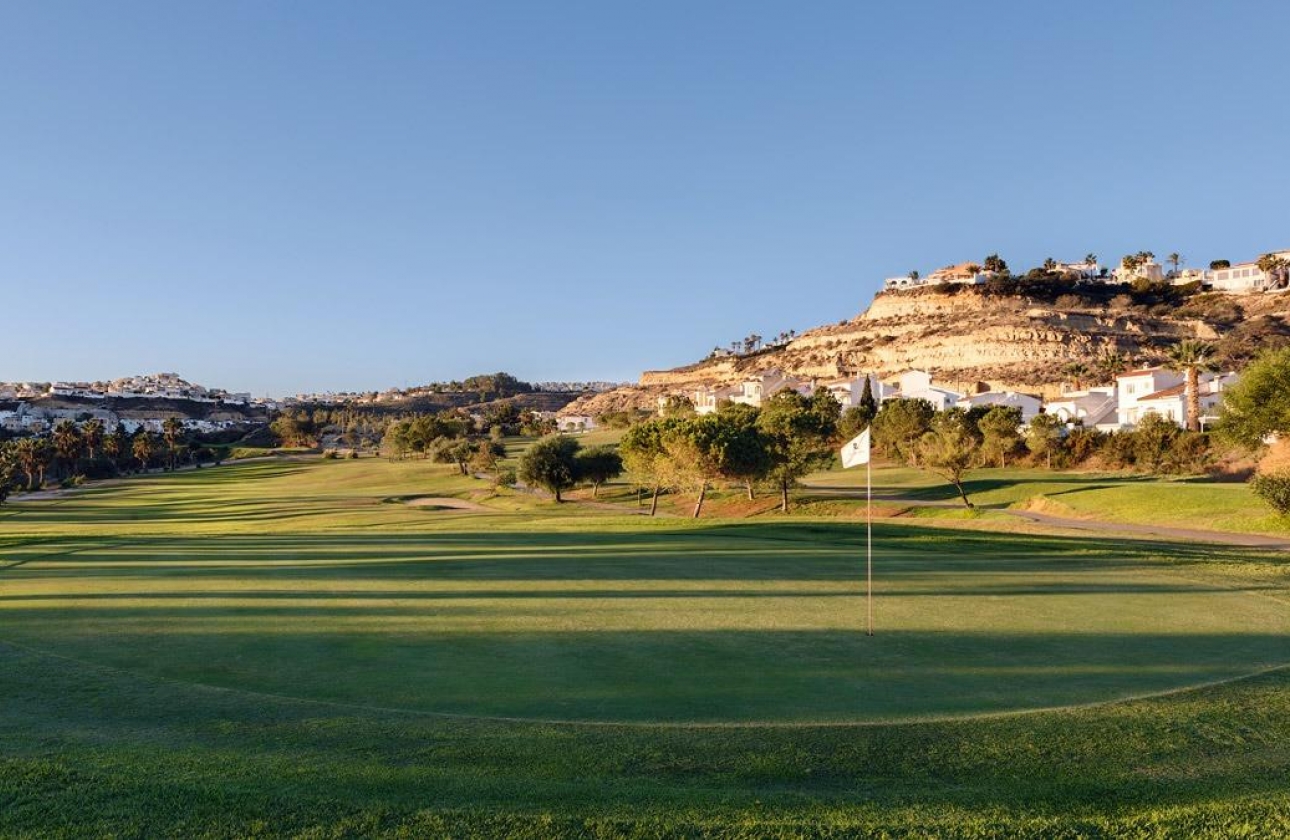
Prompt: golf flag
<box><xmin>841</xmin><ymin>428</ymin><xmax>871</xmax><ymax>469</ymax></box>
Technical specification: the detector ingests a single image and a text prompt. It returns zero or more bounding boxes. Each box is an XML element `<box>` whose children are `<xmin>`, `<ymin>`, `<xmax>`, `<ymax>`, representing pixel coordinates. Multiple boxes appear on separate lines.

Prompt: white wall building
<box><xmin>556</xmin><ymin>415</ymin><xmax>597</xmax><ymax>433</ymax></box>
<box><xmin>1133</xmin><ymin>372</ymin><xmax>1238</xmax><ymax>429</ymax></box>
<box><xmin>1044</xmin><ymin>386</ymin><xmax>1119</xmax><ymax>430</ymax></box>
<box><xmin>1206</xmin><ymin>251</ymin><xmax>1290</xmax><ymax>294</ymax></box>
<box><xmin>1116</xmin><ymin>368</ymin><xmax>1184</xmax><ymax>427</ymax></box>
<box><xmin>895</xmin><ymin>370</ymin><xmax>962</xmax><ymax>411</ymax></box>
<box><xmin>960</xmin><ymin>390</ymin><xmax>1043</xmax><ymax>422</ymax></box>
<box><xmin>823</xmin><ymin>373</ymin><xmax>896</xmax><ymax>409</ymax></box>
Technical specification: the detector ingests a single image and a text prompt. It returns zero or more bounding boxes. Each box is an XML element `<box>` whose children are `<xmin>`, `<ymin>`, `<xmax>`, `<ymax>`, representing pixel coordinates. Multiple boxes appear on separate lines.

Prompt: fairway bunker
<box><xmin>384</xmin><ymin>495</ymin><xmax>489</xmax><ymax>512</ymax></box>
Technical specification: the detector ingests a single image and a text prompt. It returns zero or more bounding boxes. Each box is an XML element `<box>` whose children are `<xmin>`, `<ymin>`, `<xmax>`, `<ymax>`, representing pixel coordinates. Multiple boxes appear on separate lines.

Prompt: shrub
<box><xmin>1250</xmin><ymin>471</ymin><xmax>1290</xmax><ymax>515</ymax></box>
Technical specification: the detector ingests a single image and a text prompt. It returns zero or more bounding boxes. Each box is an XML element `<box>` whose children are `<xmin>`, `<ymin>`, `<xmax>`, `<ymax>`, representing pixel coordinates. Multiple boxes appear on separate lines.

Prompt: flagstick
<box><xmin>866</xmin><ymin>455</ymin><xmax>873</xmax><ymax>637</ymax></box>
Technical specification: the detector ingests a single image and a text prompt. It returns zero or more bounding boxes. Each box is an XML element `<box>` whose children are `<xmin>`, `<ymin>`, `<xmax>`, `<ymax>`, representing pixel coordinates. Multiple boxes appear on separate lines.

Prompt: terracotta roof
<box><xmin>1139</xmin><ymin>384</ymin><xmax>1187</xmax><ymax>401</ymax></box>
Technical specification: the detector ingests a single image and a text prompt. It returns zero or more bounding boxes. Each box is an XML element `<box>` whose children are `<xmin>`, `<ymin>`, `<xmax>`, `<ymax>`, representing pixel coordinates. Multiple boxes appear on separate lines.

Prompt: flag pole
<box><xmin>866</xmin><ymin>453</ymin><xmax>873</xmax><ymax>637</ymax></box>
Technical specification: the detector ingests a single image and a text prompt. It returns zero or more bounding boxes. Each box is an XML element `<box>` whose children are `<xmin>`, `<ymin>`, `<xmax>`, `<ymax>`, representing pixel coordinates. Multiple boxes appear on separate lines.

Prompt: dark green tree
<box><xmin>518</xmin><ymin>435</ymin><xmax>581</xmax><ymax>502</ymax></box>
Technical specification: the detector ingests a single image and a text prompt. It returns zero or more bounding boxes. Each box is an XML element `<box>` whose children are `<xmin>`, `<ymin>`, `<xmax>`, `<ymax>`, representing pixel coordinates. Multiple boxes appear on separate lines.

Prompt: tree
<box><xmin>871</xmin><ymin>398</ymin><xmax>934</xmax><ymax>463</ymax></box>
<box><xmin>1025</xmin><ymin>413</ymin><xmax>1064</xmax><ymax>469</ymax></box>
<box><xmin>908</xmin><ymin>270</ymin><xmax>920</xmax><ymax>281</ymax></box>
<box><xmin>620</xmin><ymin>418</ymin><xmax>685</xmax><ymax>516</ymax></box>
<box><xmin>977</xmin><ymin>405</ymin><xmax>1023</xmax><ymax>468</ymax></box>
<box><xmin>916</xmin><ymin>409</ymin><xmax>981</xmax><ymax>508</ymax></box>
<box><xmin>755</xmin><ymin>391</ymin><xmax>836</xmax><ymax>512</ymax></box>
<box><xmin>659</xmin><ymin>394</ymin><xmax>696</xmax><ymax>418</ymax></box>
<box><xmin>12</xmin><ymin>437</ymin><xmax>48</xmax><ymax>490</ymax></box>
<box><xmin>1084</xmin><ymin>252</ymin><xmax>1098</xmax><ymax>266</ymax></box>
<box><xmin>1063</xmin><ymin>362</ymin><xmax>1091</xmax><ymax>391</ymax></box>
<box><xmin>162</xmin><ymin>417</ymin><xmax>185</xmax><ymax>470</ymax></box>
<box><xmin>103</xmin><ymin>424</ymin><xmax>128</xmax><ymax>464</ymax></box>
<box><xmin>715</xmin><ymin>402</ymin><xmax>770</xmax><ymax>499</ymax></box>
<box><xmin>1097</xmin><ymin>350</ymin><xmax>1130</xmax><ymax>385</ymax></box>
<box><xmin>1164</xmin><ymin>340</ymin><xmax>1218</xmax><ymax>432</ymax></box>
<box><xmin>658</xmin><ymin>414</ymin><xmax>748</xmax><ymax>517</ymax></box>
<box><xmin>1133</xmin><ymin>413</ymin><xmax>1181</xmax><ymax>473</ymax></box>
<box><xmin>132</xmin><ymin>432</ymin><xmax>156</xmax><ymax>473</ymax></box>
<box><xmin>51</xmin><ymin>420</ymin><xmax>82</xmax><ymax>478</ymax></box>
<box><xmin>1257</xmin><ymin>253</ymin><xmax>1290</xmax><ymax>291</ymax></box>
<box><xmin>518</xmin><ymin>435</ymin><xmax>580</xmax><ymax>502</ymax></box>
<box><xmin>468</xmin><ymin>439</ymin><xmax>502</xmax><ymax>475</ymax></box>
<box><xmin>1216</xmin><ymin>346</ymin><xmax>1290</xmax><ymax>448</ymax></box>
<box><xmin>983</xmin><ymin>253</ymin><xmax>1008</xmax><ymax>275</ymax></box>
<box><xmin>1210</xmin><ymin>259</ymin><xmax>1231</xmax><ymax>270</ymax></box>
<box><xmin>81</xmin><ymin>419</ymin><xmax>105</xmax><ymax>460</ymax></box>
<box><xmin>0</xmin><ymin>443</ymin><xmax>16</xmax><ymax>506</ymax></box>
<box><xmin>1042</xmin><ymin>257</ymin><xmax>1057</xmax><ymax>272</ymax></box>
<box><xmin>574</xmin><ymin>445</ymin><xmax>623</xmax><ymax>498</ymax></box>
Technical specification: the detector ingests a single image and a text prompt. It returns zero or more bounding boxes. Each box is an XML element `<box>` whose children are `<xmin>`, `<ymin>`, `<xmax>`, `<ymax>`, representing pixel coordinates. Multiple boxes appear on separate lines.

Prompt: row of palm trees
<box><xmin>1063</xmin><ymin>341</ymin><xmax>1218</xmax><ymax>432</ymax></box>
<box><xmin>4</xmin><ymin>417</ymin><xmax>189</xmax><ymax>490</ymax></box>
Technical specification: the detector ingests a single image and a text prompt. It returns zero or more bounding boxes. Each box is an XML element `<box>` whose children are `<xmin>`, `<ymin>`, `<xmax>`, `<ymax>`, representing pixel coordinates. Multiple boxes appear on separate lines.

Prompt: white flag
<box><xmin>841</xmin><ymin>428</ymin><xmax>870</xmax><ymax>469</ymax></box>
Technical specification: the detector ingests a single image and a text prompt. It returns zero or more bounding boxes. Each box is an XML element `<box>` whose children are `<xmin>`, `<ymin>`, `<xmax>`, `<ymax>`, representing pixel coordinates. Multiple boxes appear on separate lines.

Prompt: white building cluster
<box><xmin>665</xmin><ymin>365</ymin><xmax>1237</xmax><ymax>433</ymax></box>
<box><xmin>0</xmin><ymin>372</ymin><xmax>254</xmax><ymax>405</ymax></box>
<box><xmin>883</xmin><ymin>249</ymin><xmax>1290</xmax><ymax>295</ymax></box>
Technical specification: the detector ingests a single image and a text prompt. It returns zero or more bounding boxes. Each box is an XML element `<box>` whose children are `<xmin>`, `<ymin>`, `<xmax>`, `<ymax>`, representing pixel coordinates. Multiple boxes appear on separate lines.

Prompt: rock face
<box><xmin>561</xmin><ymin>287</ymin><xmax>1290</xmax><ymax>418</ymax></box>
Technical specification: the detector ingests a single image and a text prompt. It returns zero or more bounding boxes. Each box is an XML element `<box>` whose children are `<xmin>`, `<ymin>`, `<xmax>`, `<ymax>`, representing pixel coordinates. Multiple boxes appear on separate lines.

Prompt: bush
<box><xmin>1250</xmin><ymin>471</ymin><xmax>1290</xmax><ymax>514</ymax></box>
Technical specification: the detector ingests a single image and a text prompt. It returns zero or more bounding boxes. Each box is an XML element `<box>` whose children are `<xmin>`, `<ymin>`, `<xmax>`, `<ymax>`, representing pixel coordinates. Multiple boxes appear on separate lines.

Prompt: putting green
<box><xmin>3</xmin><ymin>523</ymin><xmax>1289</xmax><ymax>724</ymax></box>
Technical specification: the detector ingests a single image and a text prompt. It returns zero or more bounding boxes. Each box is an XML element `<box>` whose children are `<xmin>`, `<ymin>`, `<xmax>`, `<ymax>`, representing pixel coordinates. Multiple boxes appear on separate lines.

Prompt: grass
<box><xmin>803</xmin><ymin>462</ymin><xmax>1290</xmax><ymax>536</ymax></box>
<box><xmin>3</xmin><ymin>457</ymin><xmax>1290</xmax><ymax>836</ymax></box>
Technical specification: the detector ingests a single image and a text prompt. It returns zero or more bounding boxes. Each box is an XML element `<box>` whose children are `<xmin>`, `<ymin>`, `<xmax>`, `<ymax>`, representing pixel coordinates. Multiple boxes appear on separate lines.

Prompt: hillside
<box><xmin>562</xmin><ymin>285</ymin><xmax>1290</xmax><ymax>416</ymax></box>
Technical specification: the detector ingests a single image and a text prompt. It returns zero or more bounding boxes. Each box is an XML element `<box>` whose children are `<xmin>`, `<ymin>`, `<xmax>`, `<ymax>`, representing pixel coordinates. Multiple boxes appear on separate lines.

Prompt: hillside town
<box><xmin>0</xmin><ymin>373</ymin><xmax>266</xmax><ymax>436</ymax></box>
<box><xmin>558</xmin><ymin>364</ymin><xmax>1237</xmax><ymax>435</ymax></box>
<box><xmin>883</xmin><ymin>249</ymin><xmax>1290</xmax><ymax>293</ymax></box>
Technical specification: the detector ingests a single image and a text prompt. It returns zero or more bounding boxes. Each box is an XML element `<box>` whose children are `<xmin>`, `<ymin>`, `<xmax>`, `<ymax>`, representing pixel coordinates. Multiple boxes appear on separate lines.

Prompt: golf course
<box><xmin>3</xmin><ymin>455</ymin><xmax>1290</xmax><ymax>837</ymax></box>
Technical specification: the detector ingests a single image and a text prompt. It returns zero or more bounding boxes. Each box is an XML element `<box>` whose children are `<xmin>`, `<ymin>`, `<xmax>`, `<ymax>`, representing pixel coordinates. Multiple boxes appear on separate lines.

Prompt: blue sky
<box><xmin>2</xmin><ymin>1</ymin><xmax>1286</xmax><ymax>396</ymax></box>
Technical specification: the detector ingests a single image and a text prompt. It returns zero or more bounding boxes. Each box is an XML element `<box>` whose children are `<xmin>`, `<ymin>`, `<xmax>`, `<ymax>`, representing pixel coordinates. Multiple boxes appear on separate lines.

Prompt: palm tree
<box><xmin>81</xmin><ymin>419</ymin><xmax>104</xmax><ymax>460</ymax></box>
<box><xmin>1084</xmin><ymin>253</ymin><xmax>1098</xmax><ymax>266</ymax></box>
<box><xmin>1062</xmin><ymin>362</ymin><xmax>1091</xmax><ymax>391</ymax></box>
<box><xmin>12</xmin><ymin>437</ymin><xmax>45</xmax><ymax>490</ymax></box>
<box><xmin>1166</xmin><ymin>252</ymin><xmax>1183</xmax><ymax>278</ymax></box>
<box><xmin>162</xmin><ymin>417</ymin><xmax>184</xmax><ymax>470</ymax></box>
<box><xmin>908</xmin><ymin>270</ymin><xmax>920</xmax><ymax>281</ymax></box>
<box><xmin>1097</xmin><ymin>350</ymin><xmax>1128</xmax><ymax>384</ymax></box>
<box><xmin>133</xmin><ymin>432</ymin><xmax>156</xmax><ymax>473</ymax></box>
<box><xmin>51</xmin><ymin>420</ymin><xmax>82</xmax><ymax>478</ymax></box>
<box><xmin>1257</xmin><ymin>253</ymin><xmax>1290</xmax><ymax>291</ymax></box>
<box><xmin>1164</xmin><ymin>340</ymin><xmax>1218</xmax><ymax>432</ymax></box>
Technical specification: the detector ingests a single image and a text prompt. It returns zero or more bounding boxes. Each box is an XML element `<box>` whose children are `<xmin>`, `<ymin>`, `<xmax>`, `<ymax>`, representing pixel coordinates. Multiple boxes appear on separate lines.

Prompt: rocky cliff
<box><xmin>561</xmin><ymin>286</ymin><xmax>1290</xmax><ymax>417</ymax></box>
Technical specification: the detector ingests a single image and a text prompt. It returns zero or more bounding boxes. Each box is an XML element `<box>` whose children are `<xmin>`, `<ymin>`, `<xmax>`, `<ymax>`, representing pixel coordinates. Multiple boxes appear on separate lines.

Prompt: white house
<box><xmin>1113</xmin><ymin>258</ymin><xmax>1164</xmax><ymax>285</ymax></box>
<box><xmin>1050</xmin><ymin>260</ymin><xmax>1104</xmax><ymax>282</ymax></box>
<box><xmin>823</xmin><ymin>373</ymin><xmax>895</xmax><ymax>409</ymax></box>
<box><xmin>728</xmin><ymin>370</ymin><xmax>813</xmax><ymax>408</ymax></box>
<box><xmin>960</xmin><ymin>390</ymin><xmax>1043</xmax><ymax>422</ymax></box>
<box><xmin>927</xmin><ymin>262</ymin><xmax>990</xmax><ymax>286</ymax></box>
<box><xmin>691</xmin><ymin>385</ymin><xmax>741</xmax><ymax>416</ymax></box>
<box><xmin>895</xmin><ymin>370</ymin><xmax>962</xmax><ymax>411</ymax></box>
<box><xmin>1207</xmin><ymin>251</ymin><xmax>1290</xmax><ymax>294</ymax></box>
<box><xmin>556</xmin><ymin>415</ymin><xmax>597</xmax><ymax>433</ymax></box>
<box><xmin>1044</xmin><ymin>386</ymin><xmax>1119</xmax><ymax>430</ymax></box>
<box><xmin>1116</xmin><ymin>368</ymin><xmax>1184</xmax><ymax>427</ymax></box>
<box><xmin>1134</xmin><ymin>372</ymin><xmax>1238</xmax><ymax>429</ymax></box>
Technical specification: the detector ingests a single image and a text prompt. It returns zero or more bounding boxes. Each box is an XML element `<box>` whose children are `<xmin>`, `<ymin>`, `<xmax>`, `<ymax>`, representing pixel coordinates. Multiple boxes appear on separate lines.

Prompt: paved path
<box><xmin>1003</xmin><ymin>509</ymin><xmax>1290</xmax><ymax>550</ymax></box>
<box><xmin>801</xmin><ymin>482</ymin><xmax>1290</xmax><ymax>550</ymax></box>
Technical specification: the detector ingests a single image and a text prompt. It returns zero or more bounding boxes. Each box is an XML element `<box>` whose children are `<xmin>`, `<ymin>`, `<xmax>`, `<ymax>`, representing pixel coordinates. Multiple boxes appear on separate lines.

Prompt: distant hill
<box><xmin>561</xmin><ymin>284</ymin><xmax>1290</xmax><ymax>417</ymax></box>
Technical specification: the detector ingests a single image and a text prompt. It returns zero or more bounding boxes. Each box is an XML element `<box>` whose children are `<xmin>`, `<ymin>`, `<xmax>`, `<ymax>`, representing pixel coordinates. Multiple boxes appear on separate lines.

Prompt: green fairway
<box><xmin>3</xmin><ymin>457</ymin><xmax>1290</xmax><ymax>835</ymax></box>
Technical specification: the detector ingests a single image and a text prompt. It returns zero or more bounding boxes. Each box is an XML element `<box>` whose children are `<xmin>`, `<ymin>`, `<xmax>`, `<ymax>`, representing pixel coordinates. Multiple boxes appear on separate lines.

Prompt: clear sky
<box><xmin>3</xmin><ymin>1</ymin><xmax>1286</xmax><ymax>396</ymax></box>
